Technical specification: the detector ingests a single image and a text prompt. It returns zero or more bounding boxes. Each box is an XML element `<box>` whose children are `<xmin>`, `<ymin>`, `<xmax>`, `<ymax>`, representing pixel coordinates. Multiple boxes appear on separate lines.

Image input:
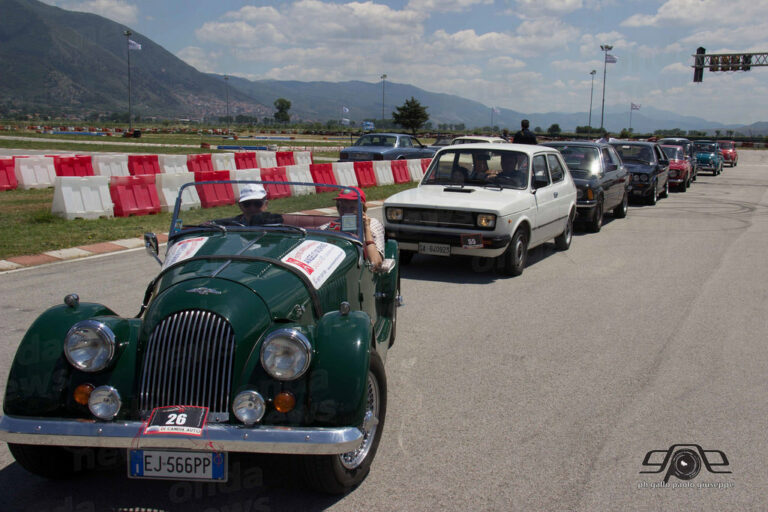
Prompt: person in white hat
<box><xmin>231</xmin><ymin>184</ymin><xmax>283</xmax><ymax>225</ymax></box>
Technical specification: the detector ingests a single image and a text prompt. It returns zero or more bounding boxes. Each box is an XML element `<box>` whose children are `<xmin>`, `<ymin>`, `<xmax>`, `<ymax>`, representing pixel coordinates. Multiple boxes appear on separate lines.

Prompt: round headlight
<box><xmin>233</xmin><ymin>390</ymin><xmax>265</xmax><ymax>425</ymax></box>
<box><xmin>88</xmin><ymin>385</ymin><xmax>121</xmax><ymax>420</ymax></box>
<box><xmin>64</xmin><ymin>320</ymin><xmax>116</xmax><ymax>372</ymax></box>
<box><xmin>640</xmin><ymin>174</ymin><xmax>649</xmax><ymax>183</ymax></box>
<box><xmin>260</xmin><ymin>329</ymin><xmax>312</xmax><ymax>381</ymax></box>
<box><xmin>386</xmin><ymin>207</ymin><xmax>403</xmax><ymax>221</ymax></box>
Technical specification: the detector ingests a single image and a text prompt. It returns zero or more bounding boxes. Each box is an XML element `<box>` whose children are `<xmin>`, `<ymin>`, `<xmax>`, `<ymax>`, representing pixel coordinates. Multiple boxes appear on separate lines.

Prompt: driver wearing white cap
<box><xmin>229</xmin><ymin>184</ymin><xmax>283</xmax><ymax>225</ymax></box>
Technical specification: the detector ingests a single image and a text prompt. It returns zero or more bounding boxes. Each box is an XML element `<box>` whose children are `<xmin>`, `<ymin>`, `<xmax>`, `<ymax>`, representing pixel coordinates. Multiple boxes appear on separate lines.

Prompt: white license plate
<box><xmin>128</xmin><ymin>450</ymin><xmax>227</xmax><ymax>481</ymax></box>
<box><xmin>419</xmin><ymin>242</ymin><xmax>451</xmax><ymax>256</ymax></box>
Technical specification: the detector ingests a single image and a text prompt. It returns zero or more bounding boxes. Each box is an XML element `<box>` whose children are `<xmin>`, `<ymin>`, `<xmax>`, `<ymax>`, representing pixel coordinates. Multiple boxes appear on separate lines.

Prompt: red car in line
<box><xmin>661</xmin><ymin>145</ymin><xmax>693</xmax><ymax>191</ymax></box>
<box><xmin>717</xmin><ymin>140</ymin><xmax>738</xmax><ymax>167</ymax></box>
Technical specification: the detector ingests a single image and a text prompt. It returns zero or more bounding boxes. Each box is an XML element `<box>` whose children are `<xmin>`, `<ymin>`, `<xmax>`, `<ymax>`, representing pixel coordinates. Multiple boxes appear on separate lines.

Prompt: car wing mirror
<box><xmin>144</xmin><ymin>232</ymin><xmax>163</xmax><ymax>266</ymax></box>
<box><xmin>377</xmin><ymin>258</ymin><xmax>396</xmax><ymax>274</ymax></box>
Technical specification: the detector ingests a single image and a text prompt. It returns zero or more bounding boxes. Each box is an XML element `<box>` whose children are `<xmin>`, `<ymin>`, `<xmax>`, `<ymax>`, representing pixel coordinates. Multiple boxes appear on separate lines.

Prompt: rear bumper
<box><xmin>0</xmin><ymin>415</ymin><xmax>362</xmax><ymax>455</ymax></box>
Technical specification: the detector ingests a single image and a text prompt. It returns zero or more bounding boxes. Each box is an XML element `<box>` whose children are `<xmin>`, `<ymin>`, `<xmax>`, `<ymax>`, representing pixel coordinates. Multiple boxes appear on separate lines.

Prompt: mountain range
<box><xmin>1</xmin><ymin>0</ymin><xmax>765</xmax><ymax>135</ymax></box>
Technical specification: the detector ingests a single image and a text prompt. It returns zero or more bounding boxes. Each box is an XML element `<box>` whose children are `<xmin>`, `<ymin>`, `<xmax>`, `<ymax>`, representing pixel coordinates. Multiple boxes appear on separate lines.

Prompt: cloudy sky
<box><xmin>42</xmin><ymin>0</ymin><xmax>768</xmax><ymax>124</ymax></box>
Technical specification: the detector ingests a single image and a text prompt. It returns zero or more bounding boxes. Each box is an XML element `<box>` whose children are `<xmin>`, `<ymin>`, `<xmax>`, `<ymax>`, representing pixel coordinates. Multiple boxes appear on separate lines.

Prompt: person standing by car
<box><xmin>326</xmin><ymin>187</ymin><xmax>384</xmax><ymax>267</ymax></box>
<box><xmin>513</xmin><ymin>119</ymin><xmax>537</xmax><ymax>145</ymax></box>
<box><xmin>231</xmin><ymin>184</ymin><xmax>284</xmax><ymax>225</ymax></box>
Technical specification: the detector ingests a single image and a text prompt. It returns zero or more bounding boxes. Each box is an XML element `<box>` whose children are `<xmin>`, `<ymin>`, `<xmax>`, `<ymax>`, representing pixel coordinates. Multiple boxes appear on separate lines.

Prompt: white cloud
<box><xmin>661</xmin><ymin>62</ymin><xmax>689</xmax><ymax>74</ymax></box>
<box><xmin>621</xmin><ymin>0</ymin><xmax>768</xmax><ymax>27</ymax></box>
<box><xmin>177</xmin><ymin>46</ymin><xmax>216</xmax><ymax>73</ymax></box>
<box><xmin>489</xmin><ymin>56</ymin><xmax>527</xmax><ymax>70</ymax></box>
<box><xmin>41</xmin><ymin>0</ymin><xmax>138</xmax><ymax>24</ymax></box>
<box><xmin>406</xmin><ymin>0</ymin><xmax>493</xmax><ymax>12</ymax></box>
<box><xmin>551</xmin><ymin>59</ymin><xmax>603</xmax><ymax>72</ymax></box>
<box><xmin>514</xmin><ymin>0</ymin><xmax>584</xmax><ymax>16</ymax></box>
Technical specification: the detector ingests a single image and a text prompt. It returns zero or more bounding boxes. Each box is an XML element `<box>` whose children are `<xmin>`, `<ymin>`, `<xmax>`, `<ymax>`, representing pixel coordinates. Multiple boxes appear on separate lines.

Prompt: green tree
<box><xmin>274</xmin><ymin>98</ymin><xmax>291</xmax><ymax>123</ymax></box>
<box><xmin>392</xmin><ymin>97</ymin><xmax>429</xmax><ymax>134</ymax></box>
<box><xmin>547</xmin><ymin>123</ymin><xmax>561</xmax><ymax>136</ymax></box>
<box><xmin>534</xmin><ymin>126</ymin><xmax>543</xmax><ymax>133</ymax></box>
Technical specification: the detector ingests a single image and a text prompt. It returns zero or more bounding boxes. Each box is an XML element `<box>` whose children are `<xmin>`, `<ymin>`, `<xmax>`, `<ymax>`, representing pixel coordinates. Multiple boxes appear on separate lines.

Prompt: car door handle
<box><xmin>554</xmin><ymin>191</ymin><xmax>558</xmax><ymax>198</ymax></box>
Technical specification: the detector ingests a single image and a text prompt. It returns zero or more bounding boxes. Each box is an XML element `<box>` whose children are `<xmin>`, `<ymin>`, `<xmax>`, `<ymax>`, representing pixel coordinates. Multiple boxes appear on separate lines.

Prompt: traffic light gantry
<box><xmin>693</xmin><ymin>47</ymin><xmax>768</xmax><ymax>82</ymax></box>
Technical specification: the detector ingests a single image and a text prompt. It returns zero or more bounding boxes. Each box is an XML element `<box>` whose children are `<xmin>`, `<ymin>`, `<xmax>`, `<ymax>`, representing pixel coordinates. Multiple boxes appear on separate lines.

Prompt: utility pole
<box><xmin>124</xmin><ymin>29</ymin><xmax>133</xmax><ymax>133</ymax></box>
<box><xmin>224</xmin><ymin>75</ymin><xmax>230</xmax><ymax>135</ymax></box>
<box><xmin>588</xmin><ymin>70</ymin><xmax>596</xmax><ymax>132</ymax></box>
<box><xmin>600</xmin><ymin>44</ymin><xmax>613</xmax><ymax>131</ymax></box>
<box><xmin>380</xmin><ymin>74</ymin><xmax>387</xmax><ymax>127</ymax></box>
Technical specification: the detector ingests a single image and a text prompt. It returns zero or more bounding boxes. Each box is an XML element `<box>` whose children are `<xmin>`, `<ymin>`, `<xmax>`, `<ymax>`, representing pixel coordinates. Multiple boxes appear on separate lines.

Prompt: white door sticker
<box><xmin>281</xmin><ymin>240</ymin><xmax>346</xmax><ymax>288</ymax></box>
<box><xmin>163</xmin><ymin>237</ymin><xmax>207</xmax><ymax>269</ymax></box>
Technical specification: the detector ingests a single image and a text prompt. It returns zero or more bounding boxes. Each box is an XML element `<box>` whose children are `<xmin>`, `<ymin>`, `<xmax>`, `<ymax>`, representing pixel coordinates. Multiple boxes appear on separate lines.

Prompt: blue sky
<box><xmin>42</xmin><ymin>0</ymin><xmax>768</xmax><ymax>124</ymax></box>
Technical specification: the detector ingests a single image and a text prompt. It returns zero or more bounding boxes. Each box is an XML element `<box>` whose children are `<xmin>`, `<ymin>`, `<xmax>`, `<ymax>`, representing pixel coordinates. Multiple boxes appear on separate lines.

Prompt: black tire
<box><xmin>500</xmin><ymin>228</ymin><xmax>528</xmax><ymax>276</ymax></box>
<box><xmin>388</xmin><ymin>272</ymin><xmax>400</xmax><ymax>348</ymax></box>
<box><xmin>647</xmin><ymin>182</ymin><xmax>658</xmax><ymax>205</ymax></box>
<box><xmin>300</xmin><ymin>353</ymin><xmax>387</xmax><ymax>494</ymax></box>
<box><xmin>613</xmin><ymin>191</ymin><xmax>629</xmax><ymax>218</ymax></box>
<box><xmin>554</xmin><ymin>211</ymin><xmax>574</xmax><ymax>250</ymax></box>
<box><xmin>9</xmin><ymin>444</ymin><xmax>88</xmax><ymax>479</ymax></box>
<box><xmin>660</xmin><ymin>178</ymin><xmax>669</xmax><ymax>198</ymax></box>
<box><xmin>680</xmin><ymin>178</ymin><xmax>688</xmax><ymax>192</ymax></box>
<box><xmin>586</xmin><ymin>201</ymin><xmax>603</xmax><ymax>233</ymax></box>
<box><xmin>399</xmin><ymin>250</ymin><xmax>414</xmax><ymax>265</ymax></box>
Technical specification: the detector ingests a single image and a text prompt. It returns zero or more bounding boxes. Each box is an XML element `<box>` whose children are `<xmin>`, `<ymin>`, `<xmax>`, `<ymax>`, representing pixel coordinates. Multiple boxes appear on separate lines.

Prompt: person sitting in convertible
<box><xmin>324</xmin><ymin>187</ymin><xmax>384</xmax><ymax>267</ymax></box>
<box><xmin>215</xmin><ymin>184</ymin><xmax>284</xmax><ymax>226</ymax></box>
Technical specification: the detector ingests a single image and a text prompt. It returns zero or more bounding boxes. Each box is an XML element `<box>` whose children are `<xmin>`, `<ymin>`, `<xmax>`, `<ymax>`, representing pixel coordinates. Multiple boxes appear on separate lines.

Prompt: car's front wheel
<box><xmin>660</xmin><ymin>178</ymin><xmax>669</xmax><ymax>198</ymax></box>
<box><xmin>300</xmin><ymin>353</ymin><xmax>387</xmax><ymax>494</ymax></box>
<box><xmin>500</xmin><ymin>228</ymin><xmax>528</xmax><ymax>276</ymax></box>
<box><xmin>647</xmin><ymin>183</ymin><xmax>658</xmax><ymax>205</ymax></box>
<box><xmin>586</xmin><ymin>201</ymin><xmax>603</xmax><ymax>233</ymax></box>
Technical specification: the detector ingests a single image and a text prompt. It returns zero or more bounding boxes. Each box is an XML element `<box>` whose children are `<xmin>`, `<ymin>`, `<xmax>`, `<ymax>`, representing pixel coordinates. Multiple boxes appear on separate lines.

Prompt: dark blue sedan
<box><xmin>610</xmin><ymin>141</ymin><xmax>670</xmax><ymax>206</ymax></box>
<box><xmin>339</xmin><ymin>133</ymin><xmax>436</xmax><ymax>162</ymax></box>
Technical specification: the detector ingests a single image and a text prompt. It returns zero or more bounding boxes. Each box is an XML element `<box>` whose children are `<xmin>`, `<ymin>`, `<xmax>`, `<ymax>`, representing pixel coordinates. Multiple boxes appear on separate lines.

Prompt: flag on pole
<box><xmin>631</xmin><ymin>103</ymin><xmax>641</xmax><ymax>110</ymax></box>
<box><xmin>492</xmin><ymin>106</ymin><xmax>500</xmax><ymax>114</ymax></box>
<box><xmin>342</xmin><ymin>106</ymin><xmax>349</xmax><ymax>113</ymax></box>
<box><xmin>605</xmin><ymin>53</ymin><xmax>617</xmax><ymax>63</ymax></box>
<box><xmin>128</xmin><ymin>39</ymin><xmax>142</xmax><ymax>51</ymax></box>
<box><xmin>341</xmin><ymin>118</ymin><xmax>350</xmax><ymax>126</ymax></box>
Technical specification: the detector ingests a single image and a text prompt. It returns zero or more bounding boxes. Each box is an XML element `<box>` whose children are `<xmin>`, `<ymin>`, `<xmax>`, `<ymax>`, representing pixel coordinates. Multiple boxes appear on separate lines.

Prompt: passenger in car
<box><xmin>324</xmin><ymin>187</ymin><xmax>384</xmax><ymax>267</ymax></box>
<box><xmin>229</xmin><ymin>184</ymin><xmax>284</xmax><ymax>225</ymax></box>
<box><xmin>497</xmin><ymin>152</ymin><xmax>529</xmax><ymax>187</ymax></box>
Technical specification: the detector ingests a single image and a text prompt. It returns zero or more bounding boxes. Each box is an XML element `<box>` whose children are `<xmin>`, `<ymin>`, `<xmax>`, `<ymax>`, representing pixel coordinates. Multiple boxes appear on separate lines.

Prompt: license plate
<box><xmin>461</xmin><ymin>233</ymin><xmax>483</xmax><ymax>249</ymax></box>
<box><xmin>419</xmin><ymin>242</ymin><xmax>451</xmax><ymax>256</ymax></box>
<box><xmin>633</xmin><ymin>190</ymin><xmax>644</xmax><ymax>195</ymax></box>
<box><xmin>128</xmin><ymin>450</ymin><xmax>227</xmax><ymax>481</ymax></box>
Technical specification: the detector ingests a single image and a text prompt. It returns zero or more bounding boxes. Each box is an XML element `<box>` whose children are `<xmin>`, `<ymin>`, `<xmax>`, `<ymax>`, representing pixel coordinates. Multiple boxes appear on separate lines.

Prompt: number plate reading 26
<box><xmin>144</xmin><ymin>405</ymin><xmax>207</xmax><ymax>436</ymax></box>
<box><xmin>129</xmin><ymin>450</ymin><xmax>227</xmax><ymax>481</ymax></box>
<box><xmin>419</xmin><ymin>242</ymin><xmax>450</xmax><ymax>256</ymax></box>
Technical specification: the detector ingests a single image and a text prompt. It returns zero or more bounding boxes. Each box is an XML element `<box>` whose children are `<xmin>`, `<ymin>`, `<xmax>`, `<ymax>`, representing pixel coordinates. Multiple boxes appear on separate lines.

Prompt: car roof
<box><xmin>451</xmin><ymin>136</ymin><xmax>506</xmax><ymax>143</ymax></box>
<box><xmin>435</xmin><ymin>142</ymin><xmax>558</xmax><ymax>156</ymax></box>
<box><xmin>361</xmin><ymin>133</ymin><xmax>412</xmax><ymax>138</ymax></box>
<box><xmin>610</xmin><ymin>141</ymin><xmax>655</xmax><ymax>146</ymax></box>
<box><xmin>543</xmin><ymin>141</ymin><xmax>613</xmax><ymax>148</ymax></box>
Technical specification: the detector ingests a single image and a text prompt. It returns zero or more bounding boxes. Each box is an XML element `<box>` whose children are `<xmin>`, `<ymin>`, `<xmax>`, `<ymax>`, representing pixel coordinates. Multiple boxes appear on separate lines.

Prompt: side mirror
<box><xmin>144</xmin><ymin>232</ymin><xmax>162</xmax><ymax>266</ymax></box>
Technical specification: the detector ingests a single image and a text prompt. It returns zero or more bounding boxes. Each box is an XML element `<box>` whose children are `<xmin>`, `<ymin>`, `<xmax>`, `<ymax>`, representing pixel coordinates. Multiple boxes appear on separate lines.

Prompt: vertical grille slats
<box><xmin>139</xmin><ymin>310</ymin><xmax>236</xmax><ymax>417</ymax></box>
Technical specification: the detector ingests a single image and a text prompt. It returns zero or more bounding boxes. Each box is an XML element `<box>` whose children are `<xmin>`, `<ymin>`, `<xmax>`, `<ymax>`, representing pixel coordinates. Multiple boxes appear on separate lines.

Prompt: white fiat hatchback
<box><xmin>384</xmin><ymin>143</ymin><xmax>577</xmax><ymax>276</ymax></box>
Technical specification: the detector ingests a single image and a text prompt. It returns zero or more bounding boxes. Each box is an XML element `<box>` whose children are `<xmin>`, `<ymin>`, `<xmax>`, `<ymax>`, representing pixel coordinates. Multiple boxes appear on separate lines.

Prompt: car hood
<box><xmin>152</xmin><ymin>231</ymin><xmax>357</xmax><ymax>321</ymax></box>
<box><xmin>385</xmin><ymin>184</ymin><xmax>532</xmax><ymax>216</ymax></box>
<box><xmin>623</xmin><ymin>162</ymin><xmax>655</xmax><ymax>173</ymax></box>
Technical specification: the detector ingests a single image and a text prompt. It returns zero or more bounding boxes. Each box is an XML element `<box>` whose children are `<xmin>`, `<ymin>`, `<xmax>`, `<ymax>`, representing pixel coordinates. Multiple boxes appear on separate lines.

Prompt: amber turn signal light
<box><xmin>274</xmin><ymin>391</ymin><xmax>296</xmax><ymax>413</ymax></box>
<box><xmin>74</xmin><ymin>383</ymin><xmax>95</xmax><ymax>405</ymax></box>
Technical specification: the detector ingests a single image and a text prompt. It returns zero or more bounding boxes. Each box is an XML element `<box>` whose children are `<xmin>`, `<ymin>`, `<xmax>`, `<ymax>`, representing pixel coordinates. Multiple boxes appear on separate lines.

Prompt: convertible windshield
<box><xmin>423</xmin><ymin>148</ymin><xmax>529</xmax><ymax>189</ymax></box>
<box><xmin>612</xmin><ymin>144</ymin><xmax>653</xmax><ymax>164</ymax></box>
<box><xmin>556</xmin><ymin>146</ymin><xmax>600</xmax><ymax>174</ymax></box>
<box><xmin>354</xmin><ymin>135</ymin><xmax>397</xmax><ymax>147</ymax></box>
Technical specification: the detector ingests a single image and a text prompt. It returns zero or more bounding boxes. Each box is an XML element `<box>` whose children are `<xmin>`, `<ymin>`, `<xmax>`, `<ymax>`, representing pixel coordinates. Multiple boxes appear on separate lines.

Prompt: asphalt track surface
<box><xmin>1</xmin><ymin>151</ymin><xmax>767</xmax><ymax>511</ymax></box>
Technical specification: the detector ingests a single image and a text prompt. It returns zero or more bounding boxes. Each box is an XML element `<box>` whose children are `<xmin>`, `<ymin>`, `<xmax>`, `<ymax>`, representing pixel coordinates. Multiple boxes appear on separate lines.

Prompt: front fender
<box><xmin>4</xmin><ymin>303</ymin><xmax>117</xmax><ymax>416</ymax></box>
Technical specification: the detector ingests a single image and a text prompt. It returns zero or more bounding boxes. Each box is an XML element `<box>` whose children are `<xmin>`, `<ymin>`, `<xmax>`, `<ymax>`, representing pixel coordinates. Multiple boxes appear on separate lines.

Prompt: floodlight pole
<box><xmin>600</xmin><ymin>44</ymin><xmax>613</xmax><ymax>131</ymax></box>
<box><xmin>224</xmin><ymin>75</ymin><xmax>230</xmax><ymax>135</ymax></box>
<box><xmin>124</xmin><ymin>29</ymin><xmax>133</xmax><ymax>133</ymax></box>
<box><xmin>588</xmin><ymin>70</ymin><xmax>596</xmax><ymax>131</ymax></box>
<box><xmin>381</xmin><ymin>74</ymin><xmax>387</xmax><ymax>126</ymax></box>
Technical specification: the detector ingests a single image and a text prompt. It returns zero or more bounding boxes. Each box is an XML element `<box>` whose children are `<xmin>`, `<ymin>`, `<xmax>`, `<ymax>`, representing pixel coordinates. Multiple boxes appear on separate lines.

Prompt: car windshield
<box><xmin>695</xmin><ymin>143</ymin><xmax>717</xmax><ymax>152</ymax></box>
<box><xmin>554</xmin><ymin>146</ymin><xmax>600</xmax><ymax>175</ymax></box>
<box><xmin>354</xmin><ymin>135</ymin><xmax>397</xmax><ymax>147</ymax></box>
<box><xmin>168</xmin><ymin>181</ymin><xmax>365</xmax><ymax>245</ymax></box>
<box><xmin>661</xmin><ymin>146</ymin><xmax>683</xmax><ymax>160</ymax></box>
<box><xmin>612</xmin><ymin>144</ymin><xmax>654</xmax><ymax>164</ymax></box>
<box><xmin>719</xmin><ymin>142</ymin><xmax>734</xmax><ymax>149</ymax></box>
<box><xmin>423</xmin><ymin>148</ymin><xmax>529</xmax><ymax>189</ymax></box>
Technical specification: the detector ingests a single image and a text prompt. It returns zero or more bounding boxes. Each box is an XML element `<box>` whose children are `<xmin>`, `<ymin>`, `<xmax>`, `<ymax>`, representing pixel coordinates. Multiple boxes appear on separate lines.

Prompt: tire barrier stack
<box><xmin>0</xmin><ymin>150</ymin><xmax>432</xmax><ymax>220</ymax></box>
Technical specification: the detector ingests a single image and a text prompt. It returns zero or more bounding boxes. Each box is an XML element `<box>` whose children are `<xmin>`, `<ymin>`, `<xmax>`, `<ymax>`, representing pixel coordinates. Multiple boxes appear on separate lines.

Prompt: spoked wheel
<box><xmin>300</xmin><ymin>353</ymin><xmax>387</xmax><ymax>494</ymax></box>
<box><xmin>614</xmin><ymin>191</ymin><xmax>628</xmax><ymax>218</ymax></box>
<box><xmin>500</xmin><ymin>228</ymin><xmax>528</xmax><ymax>276</ymax></box>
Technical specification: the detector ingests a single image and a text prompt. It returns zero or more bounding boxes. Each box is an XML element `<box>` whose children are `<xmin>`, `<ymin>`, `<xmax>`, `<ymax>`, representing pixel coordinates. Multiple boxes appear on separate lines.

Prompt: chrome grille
<box><xmin>139</xmin><ymin>310</ymin><xmax>235</xmax><ymax>419</ymax></box>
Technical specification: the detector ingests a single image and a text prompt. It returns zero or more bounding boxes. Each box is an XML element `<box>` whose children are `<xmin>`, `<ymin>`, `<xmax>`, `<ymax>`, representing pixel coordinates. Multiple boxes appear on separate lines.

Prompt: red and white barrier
<box><xmin>0</xmin><ymin>158</ymin><xmax>17</xmax><ymax>191</ymax></box>
<box><xmin>51</xmin><ymin>176</ymin><xmax>113</xmax><ymax>219</ymax></box>
<box><xmin>230</xmin><ymin>169</ymin><xmax>261</xmax><ymax>198</ymax></box>
<box><xmin>156</xmin><ymin>172</ymin><xmax>200</xmax><ymax>212</ymax></box>
<box><xmin>187</xmin><ymin>154</ymin><xmax>214</xmax><ymax>173</ymax></box>
<box><xmin>332</xmin><ymin>162</ymin><xmax>358</xmax><ymax>188</ymax></box>
<box><xmin>212</xmin><ymin>153</ymin><xmax>236</xmax><ymax>172</ymax></box>
<box><xmin>255</xmin><ymin>151</ymin><xmax>278</xmax><ymax>168</ymax></box>
<box><xmin>110</xmin><ymin>175</ymin><xmax>162</xmax><ymax>217</ymax></box>
<box><xmin>294</xmin><ymin>151</ymin><xmax>313</xmax><ymax>166</ymax></box>
<box><xmin>408</xmin><ymin>159</ymin><xmax>425</xmax><ymax>182</ymax></box>
<box><xmin>373</xmin><ymin>161</ymin><xmax>395</xmax><ymax>186</ymax></box>
<box><xmin>92</xmin><ymin>154</ymin><xmax>130</xmax><ymax>178</ymax></box>
<box><xmin>128</xmin><ymin>154</ymin><xmax>161</xmax><ymax>175</ymax></box>
<box><xmin>158</xmin><ymin>154</ymin><xmax>189</xmax><ymax>174</ymax></box>
<box><xmin>15</xmin><ymin>156</ymin><xmax>56</xmax><ymax>189</ymax></box>
<box><xmin>285</xmin><ymin>164</ymin><xmax>314</xmax><ymax>196</ymax></box>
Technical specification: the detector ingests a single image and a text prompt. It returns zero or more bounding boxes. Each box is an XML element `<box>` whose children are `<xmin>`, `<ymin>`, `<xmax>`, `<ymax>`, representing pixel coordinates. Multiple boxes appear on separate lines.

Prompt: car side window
<box><xmin>654</xmin><ymin>146</ymin><xmax>667</xmax><ymax>164</ymax></box>
<box><xmin>400</xmin><ymin>137</ymin><xmax>412</xmax><ymax>148</ymax></box>
<box><xmin>533</xmin><ymin>155</ymin><xmax>550</xmax><ymax>188</ymax></box>
<box><xmin>546</xmin><ymin>154</ymin><xmax>565</xmax><ymax>182</ymax></box>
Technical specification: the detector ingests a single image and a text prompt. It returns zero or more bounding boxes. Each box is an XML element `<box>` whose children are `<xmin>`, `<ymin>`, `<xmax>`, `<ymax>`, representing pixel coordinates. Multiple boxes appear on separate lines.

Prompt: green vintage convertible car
<box><xmin>0</xmin><ymin>181</ymin><xmax>401</xmax><ymax>494</ymax></box>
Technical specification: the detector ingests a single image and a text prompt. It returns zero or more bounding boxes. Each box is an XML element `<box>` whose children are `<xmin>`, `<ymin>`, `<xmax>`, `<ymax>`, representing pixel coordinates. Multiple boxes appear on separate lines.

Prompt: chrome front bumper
<box><xmin>0</xmin><ymin>415</ymin><xmax>363</xmax><ymax>455</ymax></box>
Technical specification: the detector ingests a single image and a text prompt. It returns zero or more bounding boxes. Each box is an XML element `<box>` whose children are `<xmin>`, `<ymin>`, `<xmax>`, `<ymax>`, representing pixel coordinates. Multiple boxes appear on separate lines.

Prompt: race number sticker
<box><xmin>281</xmin><ymin>240</ymin><xmax>346</xmax><ymax>289</ymax></box>
<box><xmin>163</xmin><ymin>237</ymin><xmax>206</xmax><ymax>269</ymax></box>
<box><xmin>144</xmin><ymin>406</ymin><xmax>208</xmax><ymax>436</ymax></box>
<box><xmin>461</xmin><ymin>233</ymin><xmax>483</xmax><ymax>249</ymax></box>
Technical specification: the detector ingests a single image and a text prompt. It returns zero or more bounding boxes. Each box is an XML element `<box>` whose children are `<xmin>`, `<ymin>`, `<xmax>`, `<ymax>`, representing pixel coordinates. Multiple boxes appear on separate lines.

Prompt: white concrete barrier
<box><xmin>212</xmin><ymin>152</ymin><xmax>236</xmax><ymax>172</ymax></box>
<box><xmin>331</xmin><ymin>162</ymin><xmax>358</xmax><ymax>187</ymax></box>
<box><xmin>255</xmin><ymin>151</ymin><xmax>278</xmax><ymax>168</ymax></box>
<box><xmin>407</xmin><ymin>159</ymin><xmax>425</xmax><ymax>182</ymax></box>
<box><xmin>373</xmin><ymin>161</ymin><xmax>395</xmax><ymax>186</ymax></box>
<box><xmin>158</xmin><ymin>154</ymin><xmax>189</xmax><ymax>174</ymax></box>
<box><xmin>15</xmin><ymin>156</ymin><xmax>56</xmax><ymax>189</ymax></box>
<box><xmin>285</xmin><ymin>165</ymin><xmax>314</xmax><ymax>196</ymax></box>
<box><xmin>92</xmin><ymin>154</ymin><xmax>129</xmax><ymax>177</ymax></box>
<box><xmin>51</xmin><ymin>176</ymin><xmax>113</xmax><ymax>219</ymax></box>
<box><xmin>293</xmin><ymin>151</ymin><xmax>313</xmax><ymax>166</ymax></box>
<box><xmin>230</xmin><ymin>169</ymin><xmax>262</xmax><ymax>198</ymax></box>
<box><xmin>156</xmin><ymin>172</ymin><xmax>201</xmax><ymax>212</ymax></box>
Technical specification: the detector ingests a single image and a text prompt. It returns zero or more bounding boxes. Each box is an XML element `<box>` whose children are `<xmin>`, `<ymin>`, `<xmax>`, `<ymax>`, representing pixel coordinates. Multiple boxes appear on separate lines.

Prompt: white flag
<box><xmin>492</xmin><ymin>106</ymin><xmax>500</xmax><ymax>114</ymax></box>
<box><xmin>342</xmin><ymin>106</ymin><xmax>350</xmax><ymax>113</ymax></box>
<box><xmin>631</xmin><ymin>103</ymin><xmax>641</xmax><ymax>110</ymax></box>
<box><xmin>128</xmin><ymin>39</ymin><xmax>142</xmax><ymax>51</ymax></box>
<box><xmin>605</xmin><ymin>54</ymin><xmax>617</xmax><ymax>64</ymax></box>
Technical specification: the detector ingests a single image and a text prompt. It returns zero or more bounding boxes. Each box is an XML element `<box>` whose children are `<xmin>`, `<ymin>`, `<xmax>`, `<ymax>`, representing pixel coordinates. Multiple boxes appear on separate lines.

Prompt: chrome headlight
<box><xmin>233</xmin><ymin>390</ymin><xmax>266</xmax><ymax>425</ymax></box>
<box><xmin>640</xmin><ymin>174</ymin><xmax>649</xmax><ymax>183</ymax></box>
<box><xmin>260</xmin><ymin>329</ymin><xmax>312</xmax><ymax>380</ymax></box>
<box><xmin>88</xmin><ymin>385</ymin><xmax>121</xmax><ymax>420</ymax></box>
<box><xmin>386</xmin><ymin>207</ymin><xmax>403</xmax><ymax>221</ymax></box>
<box><xmin>64</xmin><ymin>320</ymin><xmax>116</xmax><ymax>372</ymax></box>
<box><xmin>476</xmin><ymin>213</ymin><xmax>496</xmax><ymax>228</ymax></box>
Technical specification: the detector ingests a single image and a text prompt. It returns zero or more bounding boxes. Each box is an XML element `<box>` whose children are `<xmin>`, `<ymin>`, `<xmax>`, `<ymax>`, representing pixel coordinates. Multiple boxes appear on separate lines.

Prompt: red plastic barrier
<box><xmin>235</xmin><ymin>152</ymin><xmax>257</xmax><ymax>169</ymax></box>
<box><xmin>187</xmin><ymin>154</ymin><xmax>214</xmax><ymax>173</ymax></box>
<box><xmin>309</xmin><ymin>163</ymin><xmax>337</xmax><ymax>193</ymax></box>
<box><xmin>109</xmin><ymin>175</ymin><xmax>161</xmax><ymax>217</ymax></box>
<box><xmin>421</xmin><ymin>158</ymin><xmax>432</xmax><ymax>172</ymax></box>
<box><xmin>194</xmin><ymin>170</ymin><xmax>235</xmax><ymax>208</ymax></box>
<box><xmin>54</xmin><ymin>155</ymin><xmax>94</xmax><ymax>177</ymax></box>
<box><xmin>353</xmin><ymin>161</ymin><xmax>377</xmax><ymax>188</ymax></box>
<box><xmin>128</xmin><ymin>154</ymin><xmax>161</xmax><ymax>175</ymax></box>
<box><xmin>0</xmin><ymin>158</ymin><xmax>17</xmax><ymax>191</ymax></box>
<box><xmin>259</xmin><ymin>167</ymin><xmax>291</xmax><ymax>199</ymax></box>
<box><xmin>276</xmin><ymin>151</ymin><xmax>295</xmax><ymax>167</ymax></box>
<box><xmin>391</xmin><ymin>160</ymin><xmax>411</xmax><ymax>184</ymax></box>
